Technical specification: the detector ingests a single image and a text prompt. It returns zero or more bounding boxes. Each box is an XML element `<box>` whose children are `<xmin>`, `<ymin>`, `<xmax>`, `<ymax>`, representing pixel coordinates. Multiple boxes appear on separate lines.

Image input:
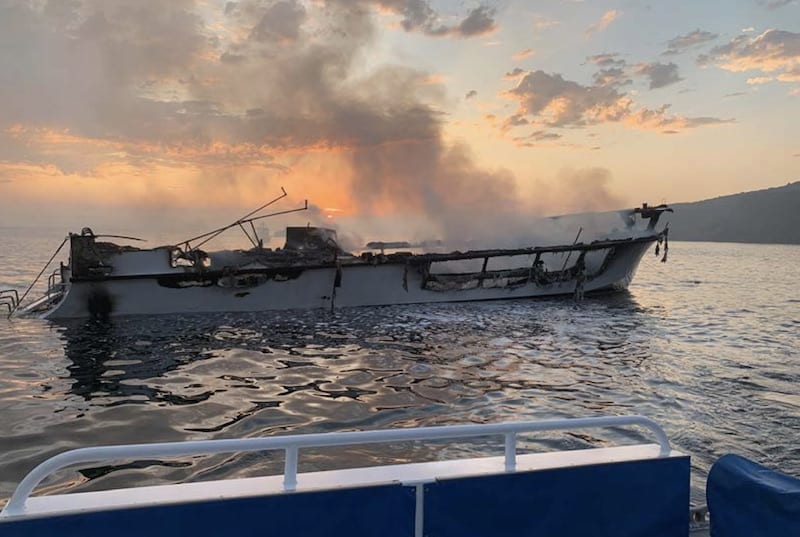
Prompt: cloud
<box><xmin>698</xmin><ymin>29</ymin><xmax>800</xmax><ymax>82</ymax></box>
<box><xmin>760</xmin><ymin>0</ymin><xmax>796</xmax><ymax>9</ymax></box>
<box><xmin>622</xmin><ymin>105</ymin><xmax>733</xmax><ymax>131</ymax></box>
<box><xmin>747</xmin><ymin>76</ymin><xmax>773</xmax><ymax>84</ymax></box>
<box><xmin>586</xmin><ymin>10</ymin><xmax>620</xmax><ymax>36</ymax></box>
<box><xmin>586</xmin><ymin>54</ymin><xmax>632</xmax><ymax>87</ymax></box>
<box><xmin>778</xmin><ymin>67</ymin><xmax>800</xmax><ymax>81</ymax></box>
<box><xmin>504</xmin><ymin>67</ymin><xmax>527</xmax><ymax>80</ymax></box>
<box><xmin>511</xmin><ymin>129</ymin><xmax>563</xmax><ymax>147</ymax></box>
<box><xmin>592</xmin><ymin>67</ymin><xmax>631</xmax><ymax>88</ymax></box>
<box><xmin>465</xmin><ymin>89</ymin><xmax>478</xmax><ymax>99</ymax></box>
<box><xmin>513</xmin><ymin>48</ymin><xmax>535</xmax><ymax>61</ymax></box>
<box><xmin>503</xmin><ymin>71</ymin><xmax>626</xmax><ymax>127</ymax></box>
<box><xmin>501</xmin><ymin>70</ymin><xmax>731</xmax><ymax>132</ymax></box>
<box><xmin>375</xmin><ymin>1</ymin><xmax>497</xmax><ymax>38</ymax></box>
<box><xmin>532</xmin><ymin>14</ymin><xmax>559</xmax><ymax>31</ymax></box>
<box><xmin>635</xmin><ymin>62</ymin><xmax>683</xmax><ymax>89</ymax></box>
<box><xmin>663</xmin><ymin>29</ymin><xmax>718</xmax><ymax>55</ymax></box>
<box><xmin>501</xmin><ymin>114</ymin><xmax>529</xmax><ymax>131</ymax></box>
<box><xmin>586</xmin><ymin>53</ymin><xmax>626</xmax><ymax>68</ymax></box>
<box><xmin>526</xmin><ymin>130</ymin><xmax>561</xmax><ymax>141</ymax></box>
<box><xmin>453</xmin><ymin>6</ymin><xmax>497</xmax><ymax>37</ymax></box>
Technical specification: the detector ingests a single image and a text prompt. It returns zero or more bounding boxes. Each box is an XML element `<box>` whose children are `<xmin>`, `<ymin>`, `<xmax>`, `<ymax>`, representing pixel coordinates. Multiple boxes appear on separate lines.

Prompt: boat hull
<box><xmin>40</xmin><ymin>239</ymin><xmax>654</xmax><ymax>319</ymax></box>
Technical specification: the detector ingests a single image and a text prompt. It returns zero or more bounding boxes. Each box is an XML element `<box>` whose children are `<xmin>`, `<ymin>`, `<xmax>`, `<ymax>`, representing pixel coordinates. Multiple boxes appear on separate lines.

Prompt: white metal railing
<box><xmin>2</xmin><ymin>415</ymin><xmax>670</xmax><ymax>517</ymax></box>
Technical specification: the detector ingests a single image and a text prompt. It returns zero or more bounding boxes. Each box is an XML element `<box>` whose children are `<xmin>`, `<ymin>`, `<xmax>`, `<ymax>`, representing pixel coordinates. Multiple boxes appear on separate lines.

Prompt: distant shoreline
<box><xmin>665</xmin><ymin>181</ymin><xmax>800</xmax><ymax>246</ymax></box>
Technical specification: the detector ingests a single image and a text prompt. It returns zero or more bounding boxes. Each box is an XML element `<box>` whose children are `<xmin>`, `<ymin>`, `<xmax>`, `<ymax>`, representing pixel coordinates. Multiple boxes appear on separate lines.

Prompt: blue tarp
<box><xmin>707</xmin><ymin>454</ymin><xmax>800</xmax><ymax>537</ymax></box>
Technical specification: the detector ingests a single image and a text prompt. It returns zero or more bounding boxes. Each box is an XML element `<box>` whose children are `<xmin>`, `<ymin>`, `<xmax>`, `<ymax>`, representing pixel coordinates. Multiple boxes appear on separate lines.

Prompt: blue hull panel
<box><xmin>425</xmin><ymin>457</ymin><xmax>690</xmax><ymax>537</ymax></box>
<box><xmin>0</xmin><ymin>484</ymin><xmax>415</xmax><ymax>537</ymax></box>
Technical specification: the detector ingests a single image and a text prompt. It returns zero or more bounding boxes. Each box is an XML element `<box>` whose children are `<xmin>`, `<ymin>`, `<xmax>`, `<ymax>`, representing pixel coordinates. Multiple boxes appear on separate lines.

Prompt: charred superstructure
<box><xmin>6</xmin><ymin>195</ymin><xmax>672</xmax><ymax>319</ymax></box>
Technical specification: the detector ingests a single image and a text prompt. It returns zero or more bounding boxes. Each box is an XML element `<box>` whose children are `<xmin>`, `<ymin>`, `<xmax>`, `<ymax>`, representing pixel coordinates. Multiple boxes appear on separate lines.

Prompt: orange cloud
<box><xmin>586</xmin><ymin>10</ymin><xmax>621</xmax><ymax>36</ymax></box>
<box><xmin>501</xmin><ymin>70</ymin><xmax>731</xmax><ymax>134</ymax></box>
<box><xmin>513</xmin><ymin>48</ymin><xmax>535</xmax><ymax>61</ymax></box>
<box><xmin>699</xmin><ymin>29</ymin><xmax>800</xmax><ymax>81</ymax></box>
<box><xmin>622</xmin><ymin>105</ymin><xmax>733</xmax><ymax>132</ymax></box>
<box><xmin>778</xmin><ymin>68</ymin><xmax>800</xmax><ymax>82</ymax></box>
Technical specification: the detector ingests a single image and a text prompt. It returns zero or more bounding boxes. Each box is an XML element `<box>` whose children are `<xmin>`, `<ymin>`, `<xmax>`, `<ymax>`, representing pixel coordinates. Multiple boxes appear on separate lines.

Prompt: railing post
<box><xmin>414</xmin><ymin>484</ymin><xmax>425</xmax><ymax>537</ymax></box>
<box><xmin>283</xmin><ymin>446</ymin><xmax>298</xmax><ymax>491</ymax></box>
<box><xmin>504</xmin><ymin>432</ymin><xmax>516</xmax><ymax>471</ymax></box>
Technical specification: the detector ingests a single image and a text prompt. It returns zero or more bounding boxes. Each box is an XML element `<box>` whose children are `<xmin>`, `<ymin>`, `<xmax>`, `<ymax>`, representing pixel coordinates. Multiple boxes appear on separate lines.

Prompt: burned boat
<box><xmin>5</xmin><ymin>193</ymin><xmax>672</xmax><ymax>319</ymax></box>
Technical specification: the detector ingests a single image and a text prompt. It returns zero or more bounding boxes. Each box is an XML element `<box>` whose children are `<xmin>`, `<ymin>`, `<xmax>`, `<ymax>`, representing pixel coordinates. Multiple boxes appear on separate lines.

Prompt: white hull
<box><xmin>40</xmin><ymin>240</ymin><xmax>653</xmax><ymax>319</ymax></box>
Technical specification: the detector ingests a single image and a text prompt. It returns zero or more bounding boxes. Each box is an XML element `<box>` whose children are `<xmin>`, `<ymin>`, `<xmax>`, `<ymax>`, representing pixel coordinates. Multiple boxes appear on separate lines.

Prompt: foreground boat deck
<box><xmin>3</xmin><ymin>414</ymin><xmax>792</xmax><ymax>536</ymax></box>
<box><xmin>1</xmin><ymin>416</ymin><xmax>691</xmax><ymax>537</ymax></box>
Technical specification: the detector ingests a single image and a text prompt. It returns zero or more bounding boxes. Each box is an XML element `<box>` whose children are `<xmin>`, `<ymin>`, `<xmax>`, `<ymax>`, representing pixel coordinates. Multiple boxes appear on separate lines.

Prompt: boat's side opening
<box><xmin>414</xmin><ymin>243</ymin><xmax>618</xmax><ymax>292</ymax></box>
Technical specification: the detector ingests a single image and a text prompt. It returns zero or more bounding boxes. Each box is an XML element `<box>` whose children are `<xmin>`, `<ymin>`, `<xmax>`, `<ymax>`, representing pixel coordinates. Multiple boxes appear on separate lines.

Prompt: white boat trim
<box><xmin>11</xmin><ymin>445</ymin><xmax>677</xmax><ymax>520</ymax></box>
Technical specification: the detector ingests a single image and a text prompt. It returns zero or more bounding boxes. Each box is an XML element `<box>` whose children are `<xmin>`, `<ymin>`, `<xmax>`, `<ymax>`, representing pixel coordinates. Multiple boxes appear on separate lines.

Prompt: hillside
<box><xmin>666</xmin><ymin>182</ymin><xmax>800</xmax><ymax>245</ymax></box>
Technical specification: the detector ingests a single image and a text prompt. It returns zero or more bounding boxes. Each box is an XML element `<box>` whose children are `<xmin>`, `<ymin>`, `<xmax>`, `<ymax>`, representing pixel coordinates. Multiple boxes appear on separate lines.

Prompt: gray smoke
<box><xmin>0</xmin><ymin>1</ymin><xmax>626</xmax><ymax>247</ymax></box>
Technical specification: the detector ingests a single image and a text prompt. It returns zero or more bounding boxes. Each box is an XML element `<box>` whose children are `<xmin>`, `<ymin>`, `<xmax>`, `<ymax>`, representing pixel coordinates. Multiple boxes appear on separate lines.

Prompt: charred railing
<box><xmin>408</xmin><ymin>233</ymin><xmax>662</xmax><ymax>292</ymax></box>
<box><xmin>404</xmin><ymin>234</ymin><xmax>660</xmax><ymax>265</ymax></box>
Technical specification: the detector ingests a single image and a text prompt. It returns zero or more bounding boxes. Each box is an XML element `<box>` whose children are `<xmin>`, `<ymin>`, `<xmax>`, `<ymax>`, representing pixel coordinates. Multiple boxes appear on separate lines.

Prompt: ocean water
<box><xmin>0</xmin><ymin>228</ymin><xmax>798</xmax><ymax>506</ymax></box>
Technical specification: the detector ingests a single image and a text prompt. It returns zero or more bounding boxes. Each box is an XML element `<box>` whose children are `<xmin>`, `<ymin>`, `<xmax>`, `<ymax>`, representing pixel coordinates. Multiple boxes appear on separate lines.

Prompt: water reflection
<box><xmin>2</xmin><ymin>274</ymin><xmax>794</xmax><ymax>506</ymax></box>
<box><xmin>51</xmin><ymin>296</ymin><xmax>660</xmax><ymax>431</ymax></box>
<box><xmin>57</xmin><ymin>318</ymin><xmax>216</xmax><ymax>405</ymax></box>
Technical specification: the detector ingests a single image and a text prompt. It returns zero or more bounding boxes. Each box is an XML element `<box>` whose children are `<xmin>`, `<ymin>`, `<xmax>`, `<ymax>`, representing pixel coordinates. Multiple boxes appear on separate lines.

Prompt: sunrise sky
<box><xmin>0</xmin><ymin>0</ymin><xmax>798</xmax><ymax>242</ymax></box>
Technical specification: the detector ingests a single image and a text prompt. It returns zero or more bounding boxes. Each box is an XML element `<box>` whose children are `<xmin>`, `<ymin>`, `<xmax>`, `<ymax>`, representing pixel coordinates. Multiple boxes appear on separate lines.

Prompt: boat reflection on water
<box><xmin>51</xmin><ymin>293</ymin><xmax>659</xmax><ymax>422</ymax></box>
<box><xmin>34</xmin><ymin>294</ymin><xmax>680</xmax><ymax>502</ymax></box>
<box><xmin>56</xmin><ymin>316</ymin><xmax>220</xmax><ymax>406</ymax></box>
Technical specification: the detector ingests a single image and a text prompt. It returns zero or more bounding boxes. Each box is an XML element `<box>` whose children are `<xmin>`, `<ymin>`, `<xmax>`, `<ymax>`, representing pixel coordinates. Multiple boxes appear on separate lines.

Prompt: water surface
<box><xmin>0</xmin><ymin>230</ymin><xmax>798</xmax><ymax>505</ymax></box>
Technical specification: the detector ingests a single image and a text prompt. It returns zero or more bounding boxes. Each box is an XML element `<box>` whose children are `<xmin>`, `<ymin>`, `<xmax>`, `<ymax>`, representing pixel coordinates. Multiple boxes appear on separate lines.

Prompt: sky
<box><xmin>0</xmin><ymin>0</ymin><xmax>798</xmax><ymax>243</ymax></box>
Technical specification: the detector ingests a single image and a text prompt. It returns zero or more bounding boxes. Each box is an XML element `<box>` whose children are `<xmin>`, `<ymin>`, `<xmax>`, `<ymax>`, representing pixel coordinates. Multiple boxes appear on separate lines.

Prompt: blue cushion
<box><xmin>708</xmin><ymin>454</ymin><xmax>800</xmax><ymax>536</ymax></box>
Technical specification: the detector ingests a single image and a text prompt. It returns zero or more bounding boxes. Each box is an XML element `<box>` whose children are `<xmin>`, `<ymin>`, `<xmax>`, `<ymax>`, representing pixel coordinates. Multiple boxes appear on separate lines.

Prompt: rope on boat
<box><xmin>661</xmin><ymin>227</ymin><xmax>669</xmax><ymax>263</ymax></box>
<box><xmin>8</xmin><ymin>236</ymin><xmax>69</xmax><ymax>318</ymax></box>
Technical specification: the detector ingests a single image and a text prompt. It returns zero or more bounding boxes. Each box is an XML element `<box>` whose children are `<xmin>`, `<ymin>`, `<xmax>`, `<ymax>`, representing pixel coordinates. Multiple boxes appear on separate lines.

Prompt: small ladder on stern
<box><xmin>0</xmin><ymin>289</ymin><xmax>19</xmax><ymax>316</ymax></box>
<box><xmin>4</xmin><ymin>236</ymin><xmax>69</xmax><ymax>318</ymax></box>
